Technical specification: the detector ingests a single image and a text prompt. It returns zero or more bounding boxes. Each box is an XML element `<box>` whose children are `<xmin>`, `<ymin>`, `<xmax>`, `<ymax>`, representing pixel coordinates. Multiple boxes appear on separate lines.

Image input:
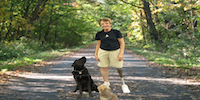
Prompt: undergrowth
<box><xmin>126</xmin><ymin>37</ymin><xmax>200</xmax><ymax>78</ymax></box>
<box><xmin>0</xmin><ymin>38</ymin><xmax>95</xmax><ymax>71</ymax></box>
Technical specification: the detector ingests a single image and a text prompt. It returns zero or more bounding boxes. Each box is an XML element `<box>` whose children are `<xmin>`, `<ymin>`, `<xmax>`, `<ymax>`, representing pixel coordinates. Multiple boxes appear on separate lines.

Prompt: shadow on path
<box><xmin>1</xmin><ymin>43</ymin><xmax>200</xmax><ymax>100</ymax></box>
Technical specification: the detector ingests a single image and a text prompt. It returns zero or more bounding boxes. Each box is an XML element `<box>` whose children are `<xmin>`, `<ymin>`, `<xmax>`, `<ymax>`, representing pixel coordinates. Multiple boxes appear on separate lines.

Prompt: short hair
<box><xmin>99</xmin><ymin>17</ymin><xmax>112</xmax><ymax>25</ymax></box>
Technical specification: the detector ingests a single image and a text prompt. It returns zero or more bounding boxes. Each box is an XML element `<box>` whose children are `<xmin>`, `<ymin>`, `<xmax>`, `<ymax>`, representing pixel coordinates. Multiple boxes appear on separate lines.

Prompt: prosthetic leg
<box><xmin>117</xmin><ymin>68</ymin><xmax>130</xmax><ymax>93</ymax></box>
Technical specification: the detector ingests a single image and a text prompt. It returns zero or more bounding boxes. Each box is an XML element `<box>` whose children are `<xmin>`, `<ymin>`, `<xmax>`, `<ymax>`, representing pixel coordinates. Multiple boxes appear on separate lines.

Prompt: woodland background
<box><xmin>0</xmin><ymin>0</ymin><xmax>199</xmax><ymax>77</ymax></box>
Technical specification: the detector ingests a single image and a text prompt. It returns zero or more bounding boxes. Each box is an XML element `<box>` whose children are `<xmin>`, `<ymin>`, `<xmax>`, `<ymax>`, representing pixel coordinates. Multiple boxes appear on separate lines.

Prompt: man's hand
<box><xmin>95</xmin><ymin>55</ymin><xmax>100</xmax><ymax>61</ymax></box>
<box><xmin>118</xmin><ymin>53</ymin><xmax>123</xmax><ymax>61</ymax></box>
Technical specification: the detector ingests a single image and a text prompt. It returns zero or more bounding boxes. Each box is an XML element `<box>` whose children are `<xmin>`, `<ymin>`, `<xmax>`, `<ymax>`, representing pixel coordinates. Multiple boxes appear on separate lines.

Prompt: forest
<box><xmin>0</xmin><ymin>0</ymin><xmax>199</xmax><ymax>74</ymax></box>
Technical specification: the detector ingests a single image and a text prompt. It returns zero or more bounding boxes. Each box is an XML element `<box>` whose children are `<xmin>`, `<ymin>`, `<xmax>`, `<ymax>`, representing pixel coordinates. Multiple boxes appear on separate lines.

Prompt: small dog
<box><xmin>98</xmin><ymin>85</ymin><xmax>119</xmax><ymax>100</ymax></box>
<box><xmin>72</xmin><ymin>56</ymin><xmax>98</xmax><ymax>99</ymax></box>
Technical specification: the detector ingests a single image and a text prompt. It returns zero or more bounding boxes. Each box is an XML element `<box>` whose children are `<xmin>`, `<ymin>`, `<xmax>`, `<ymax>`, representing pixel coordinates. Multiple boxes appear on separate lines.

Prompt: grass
<box><xmin>126</xmin><ymin>44</ymin><xmax>200</xmax><ymax>79</ymax></box>
<box><xmin>0</xmin><ymin>41</ymin><xmax>96</xmax><ymax>71</ymax></box>
<box><xmin>126</xmin><ymin>45</ymin><xmax>200</xmax><ymax>68</ymax></box>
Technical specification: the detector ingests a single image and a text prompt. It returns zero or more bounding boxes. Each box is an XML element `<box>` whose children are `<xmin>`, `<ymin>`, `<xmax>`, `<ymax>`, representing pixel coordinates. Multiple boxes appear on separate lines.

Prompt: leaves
<box><xmin>0</xmin><ymin>69</ymin><xmax>8</xmax><ymax>73</ymax></box>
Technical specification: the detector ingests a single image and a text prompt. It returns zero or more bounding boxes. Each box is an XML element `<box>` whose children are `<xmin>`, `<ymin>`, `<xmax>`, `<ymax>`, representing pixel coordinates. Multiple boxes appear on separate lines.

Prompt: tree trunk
<box><xmin>54</xmin><ymin>22</ymin><xmax>58</xmax><ymax>42</ymax></box>
<box><xmin>42</xmin><ymin>3</ymin><xmax>53</xmax><ymax>44</ymax></box>
<box><xmin>22</xmin><ymin>0</ymin><xmax>33</xmax><ymax>19</ymax></box>
<box><xmin>142</xmin><ymin>0</ymin><xmax>163</xmax><ymax>43</ymax></box>
<box><xmin>6</xmin><ymin>3</ymin><xmax>14</xmax><ymax>42</ymax></box>
<box><xmin>28</xmin><ymin>0</ymin><xmax>48</xmax><ymax>40</ymax></box>
<box><xmin>39</xmin><ymin>20</ymin><xmax>42</xmax><ymax>41</ymax></box>
<box><xmin>140</xmin><ymin>9</ymin><xmax>146</xmax><ymax>44</ymax></box>
<box><xmin>0</xmin><ymin>17</ymin><xmax>6</xmax><ymax>42</ymax></box>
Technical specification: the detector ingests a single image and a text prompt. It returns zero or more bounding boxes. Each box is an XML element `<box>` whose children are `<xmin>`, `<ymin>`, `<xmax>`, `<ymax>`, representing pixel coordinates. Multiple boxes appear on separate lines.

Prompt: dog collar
<box><xmin>73</xmin><ymin>69</ymin><xmax>84</xmax><ymax>74</ymax></box>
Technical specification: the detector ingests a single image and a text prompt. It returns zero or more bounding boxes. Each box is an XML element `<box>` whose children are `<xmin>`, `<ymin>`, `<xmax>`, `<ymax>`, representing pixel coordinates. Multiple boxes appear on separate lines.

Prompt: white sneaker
<box><xmin>122</xmin><ymin>84</ymin><xmax>130</xmax><ymax>93</ymax></box>
<box><xmin>103</xmin><ymin>82</ymin><xmax>110</xmax><ymax>87</ymax></box>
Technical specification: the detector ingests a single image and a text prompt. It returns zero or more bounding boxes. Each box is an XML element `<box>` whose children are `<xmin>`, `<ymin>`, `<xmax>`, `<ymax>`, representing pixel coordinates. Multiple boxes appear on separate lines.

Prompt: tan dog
<box><xmin>97</xmin><ymin>85</ymin><xmax>119</xmax><ymax>100</ymax></box>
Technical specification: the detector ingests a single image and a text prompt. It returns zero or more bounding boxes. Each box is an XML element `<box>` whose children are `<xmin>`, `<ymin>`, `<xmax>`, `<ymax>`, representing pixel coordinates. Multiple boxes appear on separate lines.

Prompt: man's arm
<box><xmin>118</xmin><ymin>38</ymin><xmax>125</xmax><ymax>61</ymax></box>
<box><xmin>95</xmin><ymin>40</ymin><xmax>101</xmax><ymax>61</ymax></box>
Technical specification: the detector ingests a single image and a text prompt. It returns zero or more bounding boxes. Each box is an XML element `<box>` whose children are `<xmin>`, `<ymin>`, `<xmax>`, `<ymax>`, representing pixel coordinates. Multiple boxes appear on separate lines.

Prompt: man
<box><xmin>94</xmin><ymin>17</ymin><xmax>130</xmax><ymax>93</ymax></box>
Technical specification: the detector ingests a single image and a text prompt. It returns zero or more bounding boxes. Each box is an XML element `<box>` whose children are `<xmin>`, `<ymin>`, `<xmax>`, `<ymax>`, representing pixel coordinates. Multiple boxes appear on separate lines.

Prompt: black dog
<box><xmin>72</xmin><ymin>56</ymin><xmax>98</xmax><ymax>99</ymax></box>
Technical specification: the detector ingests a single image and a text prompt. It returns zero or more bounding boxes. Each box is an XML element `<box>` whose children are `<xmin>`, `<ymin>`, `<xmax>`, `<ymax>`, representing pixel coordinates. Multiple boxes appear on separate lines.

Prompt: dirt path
<box><xmin>1</xmin><ymin>43</ymin><xmax>200</xmax><ymax>100</ymax></box>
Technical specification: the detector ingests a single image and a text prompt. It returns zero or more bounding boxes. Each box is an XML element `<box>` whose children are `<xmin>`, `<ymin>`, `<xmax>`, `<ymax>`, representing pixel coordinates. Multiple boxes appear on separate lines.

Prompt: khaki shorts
<box><xmin>97</xmin><ymin>48</ymin><xmax>123</xmax><ymax>68</ymax></box>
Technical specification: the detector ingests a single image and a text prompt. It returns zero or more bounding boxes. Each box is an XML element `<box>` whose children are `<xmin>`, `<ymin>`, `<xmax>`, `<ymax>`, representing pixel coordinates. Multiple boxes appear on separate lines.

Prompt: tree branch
<box><xmin>120</xmin><ymin>0</ymin><xmax>143</xmax><ymax>9</ymax></box>
<box><xmin>36</xmin><ymin>7</ymin><xmax>83</xmax><ymax>31</ymax></box>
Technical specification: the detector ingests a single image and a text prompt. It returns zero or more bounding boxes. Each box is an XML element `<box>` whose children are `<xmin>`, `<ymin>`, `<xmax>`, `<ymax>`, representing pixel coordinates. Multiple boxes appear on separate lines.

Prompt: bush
<box><xmin>126</xmin><ymin>32</ymin><xmax>200</xmax><ymax>68</ymax></box>
<box><xmin>0</xmin><ymin>37</ymin><xmax>62</xmax><ymax>61</ymax></box>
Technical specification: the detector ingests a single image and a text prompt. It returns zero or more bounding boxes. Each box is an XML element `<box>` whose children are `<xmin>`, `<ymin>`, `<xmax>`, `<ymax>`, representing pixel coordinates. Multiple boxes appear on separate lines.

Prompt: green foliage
<box><xmin>0</xmin><ymin>37</ymin><xmax>60</xmax><ymax>61</ymax></box>
<box><xmin>95</xmin><ymin>0</ymin><xmax>133</xmax><ymax>33</ymax></box>
<box><xmin>0</xmin><ymin>69</ymin><xmax>8</xmax><ymax>73</ymax></box>
<box><xmin>0</xmin><ymin>39</ymin><xmax>95</xmax><ymax>71</ymax></box>
<box><xmin>0</xmin><ymin>0</ymin><xmax>98</xmax><ymax>47</ymax></box>
<box><xmin>125</xmin><ymin>0</ymin><xmax>200</xmax><ymax>68</ymax></box>
<box><xmin>127</xmin><ymin>30</ymin><xmax>200</xmax><ymax>68</ymax></box>
<box><xmin>127</xmin><ymin>40</ymin><xmax>200</xmax><ymax>68</ymax></box>
<box><xmin>1</xmin><ymin>0</ymin><xmax>199</xmax><ymax>71</ymax></box>
<box><xmin>166</xmin><ymin>33</ymin><xmax>200</xmax><ymax>66</ymax></box>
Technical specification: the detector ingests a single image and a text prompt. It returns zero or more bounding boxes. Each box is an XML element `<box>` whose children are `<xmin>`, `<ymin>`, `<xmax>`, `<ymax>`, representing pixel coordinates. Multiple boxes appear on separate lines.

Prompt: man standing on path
<box><xmin>94</xmin><ymin>17</ymin><xmax>130</xmax><ymax>93</ymax></box>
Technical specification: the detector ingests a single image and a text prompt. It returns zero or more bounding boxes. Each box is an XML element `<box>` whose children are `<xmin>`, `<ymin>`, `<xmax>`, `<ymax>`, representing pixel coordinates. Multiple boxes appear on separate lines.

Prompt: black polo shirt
<box><xmin>95</xmin><ymin>29</ymin><xmax>123</xmax><ymax>51</ymax></box>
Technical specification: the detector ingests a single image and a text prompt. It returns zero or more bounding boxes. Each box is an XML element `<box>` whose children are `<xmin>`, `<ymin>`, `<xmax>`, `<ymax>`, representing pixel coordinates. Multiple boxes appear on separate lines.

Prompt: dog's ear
<box><xmin>101</xmin><ymin>85</ymin><xmax>110</xmax><ymax>91</ymax></box>
<box><xmin>72</xmin><ymin>62</ymin><xmax>75</xmax><ymax>67</ymax></box>
<box><xmin>97</xmin><ymin>86</ymin><xmax>102</xmax><ymax>93</ymax></box>
<box><xmin>98</xmin><ymin>85</ymin><xmax>104</xmax><ymax>92</ymax></box>
<box><xmin>71</xmin><ymin>60</ymin><xmax>78</xmax><ymax>67</ymax></box>
<box><xmin>107</xmin><ymin>86</ymin><xmax>111</xmax><ymax>91</ymax></box>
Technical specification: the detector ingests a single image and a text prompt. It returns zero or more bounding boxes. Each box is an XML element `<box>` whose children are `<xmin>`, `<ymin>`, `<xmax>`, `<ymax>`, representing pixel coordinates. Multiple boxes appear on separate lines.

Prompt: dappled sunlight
<box><xmin>30</xmin><ymin>87</ymin><xmax>56</xmax><ymax>92</ymax></box>
<box><xmin>50</xmin><ymin>67</ymin><xmax>72</xmax><ymax>71</ymax></box>
<box><xmin>45</xmin><ymin>60</ymin><xmax>74</xmax><ymax>65</ymax></box>
<box><xmin>24</xmin><ymin>82</ymin><xmax>57</xmax><ymax>86</ymax></box>
<box><xmin>115</xmin><ymin>93</ymin><xmax>170</xmax><ymax>99</ymax></box>
<box><xmin>6</xmin><ymin>80</ymin><xmax>74</xmax><ymax>95</ymax></box>
<box><xmin>4</xmin><ymin>71</ymin><xmax>77</xmax><ymax>99</ymax></box>
<box><xmin>72</xmin><ymin>55</ymin><xmax>95</xmax><ymax>59</ymax></box>
<box><xmin>1</xmin><ymin>44</ymin><xmax>199</xmax><ymax>100</ymax></box>
<box><xmin>125</xmin><ymin>76</ymin><xmax>200</xmax><ymax>85</ymax></box>
<box><xmin>6</xmin><ymin>71</ymin><xmax>74</xmax><ymax>81</ymax></box>
<box><xmin>8</xmin><ymin>86</ymin><xmax>56</xmax><ymax>93</ymax></box>
<box><xmin>8</xmin><ymin>85</ymin><xmax>30</xmax><ymax>91</ymax></box>
<box><xmin>91</xmin><ymin>75</ymin><xmax>200</xmax><ymax>85</ymax></box>
<box><xmin>149</xmin><ymin>93</ymin><xmax>170</xmax><ymax>98</ymax></box>
<box><xmin>69</xmin><ymin>48</ymin><xmax>95</xmax><ymax>59</ymax></box>
<box><xmin>17</xmin><ymin>73</ymin><xmax>74</xmax><ymax>81</ymax></box>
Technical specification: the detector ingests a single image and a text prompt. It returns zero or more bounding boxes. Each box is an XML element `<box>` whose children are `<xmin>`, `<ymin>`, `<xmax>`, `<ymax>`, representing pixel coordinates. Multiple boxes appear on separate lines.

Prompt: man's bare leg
<box><xmin>101</xmin><ymin>67</ymin><xmax>110</xmax><ymax>86</ymax></box>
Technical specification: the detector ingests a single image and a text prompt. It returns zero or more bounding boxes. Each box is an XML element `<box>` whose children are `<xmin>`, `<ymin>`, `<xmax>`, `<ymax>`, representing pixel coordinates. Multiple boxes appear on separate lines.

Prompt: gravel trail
<box><xmin>0</xmin><ymin>43</ymin><xmax>200</xmax><ymax>100</ymax></box>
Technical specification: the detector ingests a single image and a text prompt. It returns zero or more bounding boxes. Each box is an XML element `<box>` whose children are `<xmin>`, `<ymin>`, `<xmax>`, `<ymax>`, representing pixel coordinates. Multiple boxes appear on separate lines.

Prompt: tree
<box><xmin>142</xmin><ymin>0</ymin><xmax>163</xmax><ymax>43</ymax></box>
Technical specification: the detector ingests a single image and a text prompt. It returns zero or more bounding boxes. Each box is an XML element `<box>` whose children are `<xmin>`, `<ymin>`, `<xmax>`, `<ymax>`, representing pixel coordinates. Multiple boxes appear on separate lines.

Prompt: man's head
<box><xmin>99</xmin><ymin>17</ymin><xmax>112</xmax><ymax>25</ymax></box>
<box><xmin>99</xmin><ymin>18</ymin><xmax>112</xmax><ymax>30</ymax></box>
